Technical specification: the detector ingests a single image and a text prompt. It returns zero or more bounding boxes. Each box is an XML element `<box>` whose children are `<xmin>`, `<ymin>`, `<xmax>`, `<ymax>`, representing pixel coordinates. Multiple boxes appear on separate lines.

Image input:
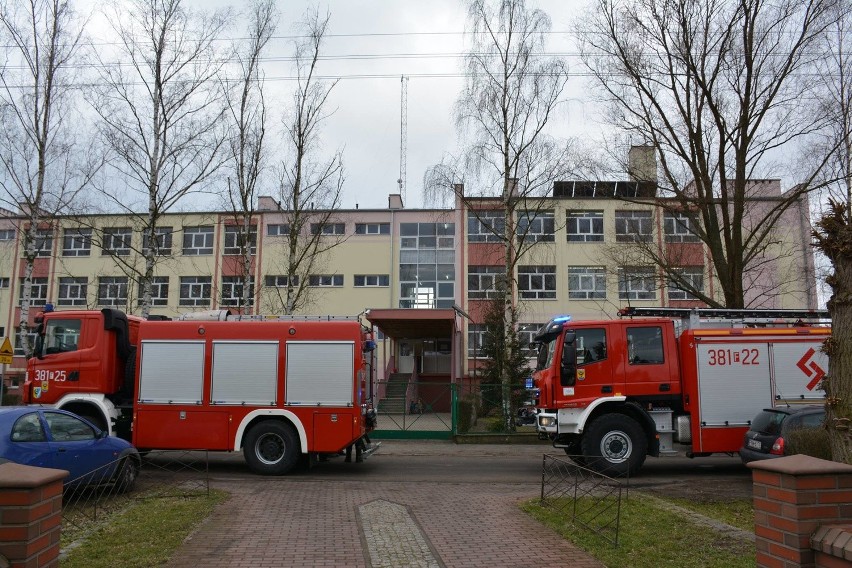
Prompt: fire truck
<box><xmin>532</xmin><ymin>307</ymin><xmax>830</xmax><ymax>476</ymax></box>
<box><xmin>21</xmin><ymin>308</ymin><xmax>378</xmax><ymax>475</ymax></box>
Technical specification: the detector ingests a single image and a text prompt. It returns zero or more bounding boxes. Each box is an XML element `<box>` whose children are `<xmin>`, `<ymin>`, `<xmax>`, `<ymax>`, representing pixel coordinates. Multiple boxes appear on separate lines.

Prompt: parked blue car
<box><xmin>0</xmin><ymin>406</ymin><xmax>140</xmax><ymax>491</ymax></box>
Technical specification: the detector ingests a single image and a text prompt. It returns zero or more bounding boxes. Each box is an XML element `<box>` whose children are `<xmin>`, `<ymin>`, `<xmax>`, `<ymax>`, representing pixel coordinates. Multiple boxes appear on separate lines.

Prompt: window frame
<box><xmin>102</xmin><ymin>227</ymin><xmax>132</xmax><ymax>256</ymax></box>
<box><xmin>566</xmin><ymin>210</ymin><xmax>604</xmax><ymax>242</ymax></box>
<box><xmin>568</xmin><ymin>266</ymin><xmax>607</xmax><ymax>300</ymax></box>
<box><xmin>468</xmin><ymin>266</ymin><xmax>503</xmax><ymax>300</ymax></box>
<box><xmin>220</xmin><ymin>276</ymin><xmax>255</xmax><ymax>307</ymax></box>
<box><xmin>664</xmin><ymin>212</ymin><xmax>701</xmax><ymax>243</ymax></box>
<box><xmin>223</xmin><ymin>226</ymin><xmax>257</xmax><ymax>256</ymax></box>
<box><xmin>614</xmin><ymin>210</ymin><xmax>653</xmax><ymax>243</ymax></box>
<box><xmin>354</xmin><ymin>222</ymin><xmax>390</xmax><ymax>235</ymax></box>
<box><xmin>516</xmin><ymin>210</ymin><xmax>555</xmax><ymax>243</ymax></box>
<box><xmin>308</xmin><ymin>274</ymin><xmax>344</xmax><ymax>287</ymax></box>
<box><xmin>97</xmin><ymin>276</ymin><xmax>128</xmax><ymax>307</ymax></box>
<box><xmin>667</xmin><ymin>267</ymin><xmax>704</xmax><ymax>300</ymax></box>
<box><xmin>20</xmin><ymin>277</ymin><xmax>48</xmax><ymax>307</ymax></box>
<box><xmin>62</xmin><ymin>228</ymin><xmax>92</xmax><ymax>257</ymax></box>
<box><xmin>618</xmin><ymin>267</ymin><xmax>657</xmax><ymax>300</ymax></box>
<box><xmin>354</xmin><ymin>274</ymin><xmax>390</xmax><ymax>287</ymax></box>
<box><xmin>138</xmin><ymin>276</ymin><xmax>169</xmax><ymax>307</ymax></box>
<box><xmin>181</xmin><ymin>226</ymin><xmax>214</xmax><ymax>256</ymax></box>
<box><xmin>143</xmin><ymin>227</ymin><xmax>173</xmax><ymax>256</ymax></box>
<box><xmin>179</xmin><ymin>276</ymin><xmax>212</xmax><ymax>306</ymax></box>
<box><xmin>467</xmin><ymin>210</ymin><xmax>505</xmax><ymax>243</ymax></box>
<box><xmin>518</xmin><ymin>265</ymin><xmax>557</xmax><ymax>300</ymax></box>
<box><xmin>57</xmin><ymin>277</ymin><xmax>89</xmax><ymax>307</ymax></box>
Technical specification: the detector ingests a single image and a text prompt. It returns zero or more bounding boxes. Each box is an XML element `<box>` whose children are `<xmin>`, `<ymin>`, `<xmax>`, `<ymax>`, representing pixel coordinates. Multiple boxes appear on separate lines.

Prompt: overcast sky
<box><xmin>83</xmin><ymin>0</ymin><xmax>597</xmax><ymax>211</ymax></box>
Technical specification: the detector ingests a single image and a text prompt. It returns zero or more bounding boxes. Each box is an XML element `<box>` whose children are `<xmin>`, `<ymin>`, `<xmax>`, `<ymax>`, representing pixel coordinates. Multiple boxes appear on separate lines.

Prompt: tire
<box><xmin>243</xmin><ymin>421</ymin><xmax>300</xmax><ymax>475</ymax></box>
<box><xmin>115</xmin><ymin>456</ymin><xmax>139</xmax><ymax>493</ymax></box>
<box><xmin>581</xmin><ymin>414</ymin><xmax>647</xmax><ymax>477</ymax></box>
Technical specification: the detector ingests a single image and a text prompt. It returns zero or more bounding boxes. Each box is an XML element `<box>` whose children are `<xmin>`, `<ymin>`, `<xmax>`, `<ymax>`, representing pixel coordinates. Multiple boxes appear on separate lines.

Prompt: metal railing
<box><xmin>540</xmin><ymin>454</ymin><xmax>625</xmax><ymax>547</ymax></box>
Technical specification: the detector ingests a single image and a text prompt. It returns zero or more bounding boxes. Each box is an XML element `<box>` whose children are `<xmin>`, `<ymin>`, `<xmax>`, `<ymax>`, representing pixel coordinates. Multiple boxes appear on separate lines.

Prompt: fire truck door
<box><xmin>568</xmin><ymin>327</ymin><xmax>615</xmax><ymax>400</ymax></box>
<box><xmin>31</xmin><ymin>318</ymin><xmax>83</xmax><ymax>401</ymax></box>
<box><xmin>623</xmin><ymin>325</ymin><xmax>672</xmax><ymax>395</ymax></box>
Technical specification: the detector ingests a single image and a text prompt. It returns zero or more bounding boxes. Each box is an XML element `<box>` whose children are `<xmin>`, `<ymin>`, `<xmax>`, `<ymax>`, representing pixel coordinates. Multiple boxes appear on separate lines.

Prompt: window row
<box><xmin>17</xmin><ymin>273</ymin><xmax>393</xmax><ymax>308</ymax></box>
<box><xmin>467</xmin><ymin>265</ymin><xmax>704</xmax><ymax>301</ymax></box>
<box><xmin>467</xmin><ymin>210</ymin><xmax>701</xmax><ymax>243</ymax></box>
<box><xmin>267</xmin><ymin>222</ymin><xmax>391</xmax><ymax>237</ymax></box>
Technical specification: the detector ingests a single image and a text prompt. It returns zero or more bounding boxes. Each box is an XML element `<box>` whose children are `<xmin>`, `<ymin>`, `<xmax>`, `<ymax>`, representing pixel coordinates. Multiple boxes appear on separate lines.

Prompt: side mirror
<box><xmin>560</xmin><ymin>332</ymin><xmax>577</xmax><ymax>387</ymax></box>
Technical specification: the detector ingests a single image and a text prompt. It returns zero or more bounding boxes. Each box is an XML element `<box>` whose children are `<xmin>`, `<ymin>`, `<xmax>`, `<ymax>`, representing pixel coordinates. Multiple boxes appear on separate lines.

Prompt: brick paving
<box><xmin>165</xmin><ymin>443</ymin><xmax>603</xmax><ymax>568</ymax></box>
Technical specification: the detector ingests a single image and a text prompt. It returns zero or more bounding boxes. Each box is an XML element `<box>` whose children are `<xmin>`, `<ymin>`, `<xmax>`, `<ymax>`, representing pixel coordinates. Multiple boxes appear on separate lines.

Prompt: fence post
<box><xmin>451</xmin><ymin>383</ymin><xmax>458</xmax><ymax>435</ymax></box>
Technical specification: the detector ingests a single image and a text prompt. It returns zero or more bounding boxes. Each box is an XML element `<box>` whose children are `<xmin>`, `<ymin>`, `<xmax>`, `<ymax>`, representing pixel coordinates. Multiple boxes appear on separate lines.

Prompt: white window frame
<box><xmin>62</xmin><ymin>228</ymin><xmax>92</xmax><ymax>257</ymax></box>
<box><xmin>0</xmin><ymin>229</ymin><xmax>15</xmax><ymax>240</ymax></box>
<box><xmin>179</xmin><ymin>276</ymin><xmax>212</xmax><ymax>306</ymax></box>
<box><xmin>0</xmin><ymin>277</ymin><xmax>9</xmax><ymax>288</ymax></box>
<box><xmin>518</xmin><ymin>323</ymin><xmax>545</xmax><ymax>358</ymax></box>
<box><xmin>223</xmin><ymin>226</ymin><xmax>257</xmax><ymax>256</ymax></box>
<box><xmin>467</xmin><ymin>323</ymin><xmax>487</xmax><ymax>358</ymax></box>
<box><xmin>21</xmin><ymin>277</ymin><xmax>48</xmax><ymax>306</ymax></box>
<box><xmin>138</xmin><ymin>276</ymin><xmax>169</xmax><ymax>307</ymax></box>
<box><xmin>264</xmin><ymin>275</ymin><xmax>299</xmax><ymax>288</ymax></box>
<box><xmin>182</xmin><ymin>226</ymin><xmax>214</xmax><ymax>255</ymax></box>
<box><xmin>668</xmin><ymin>267</ymin><xmax>704</xmax><ymax>300</ymax></box>
<box><xmin>34</xmin><ymin>229</ymin><xmax>53</xmax><ymax>257</ymax></box>
<box><xmin>143</xmin><ymin>227</ymin><xmax>173</xmax><ymax>256</ymax></box>
<box><xmin>355</xmin><ymin>223</ymin><xmax>390</xmax><ymax>235</ymax></box>
<box><xmin>468</xmin><ymin>266</ymin><xmax>503</xmax><ymax>299</ymax></box>
<box><xmin>615</xmin><ymin>210</ymin><xmax>653</xmax><ymax>242</ymax></box>
<box><xmin>310</xmin><ymin>222</ymin><xmax>345</xmax><ymax>236</ymax></box>
<box><xmin>102</xmin><ymin>227</ymin><xmax>132</xmax><ymax>256</ymax></box>
<box><xmin>518</xmin><ymin>265</ymin><xmax>556</xmax><ymax>300</ymax></box>
<box><xmin>567</xmin><ymin>211</ymin><xmax>604</xmax><ymax>242</ymax></box>
<box><xmin>568</xmin><ymin>267</ymin><xmax>607</xmax><ymax>300</ymax></box>
<box><xmin>618</xmin><ymin>267</ymin><xmax>657</xmax><ymax>300</ymax></box>
<box><xmin>664</xmin><ymin>212</ymin><xmax>701</xmax><ymax>243</ymax></box>
<box><xmin>517</xmin><ymin>210</ymin><xmax>555</xmax><ymax>243</ymax></box>
<box><xmin>98</xmin><ymin>276</ymin><xmax>128</xmax><ymax>307</ymax></box>
<box><xmin>266</xmin><ymin>223</ymin><xmax>290</xmax><ymax>237</ymax></box>
<box><xmin>354</xmin><ymin>274</ymin><xmax>389</xmax><ymax>287</ymax></box>
<box><xmin>57</xmin><ymin>277</ymin><xmax>88</xmax><ymax>307</ymax></box>
<box><xmin>220</xmin><ymin>276</ymin><xmax>255</xmax><ymax>307</ymax></box>
<box><xmin>308</xmin><ymin>274</ymin><xmax>343</xmax><ymax>287</ymax></box>
<box><xmin>467</xmin><ymin>210</ymin><xmax>505</xmax><ymax>243</ymax></box>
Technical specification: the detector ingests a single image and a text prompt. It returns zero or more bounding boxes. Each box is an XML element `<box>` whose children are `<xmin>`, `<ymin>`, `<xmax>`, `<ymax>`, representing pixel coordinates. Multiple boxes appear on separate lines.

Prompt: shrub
<box><xmin>785</xmin><ymin>427</ymin><xmax>832</xmax><ymax>460</ymax></box>
<box><xmin>457</xmin><ymin>396</ymin><xmax>475</xmax><ymax>434</ymax></box>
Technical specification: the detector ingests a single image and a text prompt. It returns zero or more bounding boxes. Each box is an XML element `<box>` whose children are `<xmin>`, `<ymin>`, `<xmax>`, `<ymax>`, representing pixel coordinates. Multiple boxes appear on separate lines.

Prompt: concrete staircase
<box><xmin>378</xmin><ymin>373</ymin><xmax>411</xmax><ymax>414</ymax></box>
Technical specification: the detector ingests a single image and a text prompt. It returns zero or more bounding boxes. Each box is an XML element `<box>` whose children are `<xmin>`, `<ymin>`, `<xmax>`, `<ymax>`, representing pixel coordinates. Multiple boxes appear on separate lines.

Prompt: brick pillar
<box><xmin>0</xmin><ymin>462</ymin><xmax>68</xmax><ymax>568</ymax></box>
<box><xmin>749</xmin><ymin>455</ymin><xmax>852</xmax><ymax>568</ymax></box>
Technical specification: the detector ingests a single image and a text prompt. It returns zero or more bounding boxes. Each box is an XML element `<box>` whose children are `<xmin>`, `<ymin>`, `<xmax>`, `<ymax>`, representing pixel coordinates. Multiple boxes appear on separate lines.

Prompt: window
<box><xmin>224</xmin><ymin>226</ymin><xmax>257</xmax><ymax>255</ymax></box>
<box><xmin>468</xmin><ymin>266</ymin><xmax>504</xmax><ymax>299</ymax></box>
<box><xmin>310</xmin><ymin>222</ymin><xmax>345</xmax><ymax>236</ymax></box>
<box><xmin>354</xmin><ymin>274</ymin><xmax>389</xmax><ymax>287</ymax></box>
<box><xmin>11</xmin><ymin>413</ymin><xmax>45</xmax><ymax>442</ymax></box>
<box><xmin>467</xmin><ymin>210</ymin><xmax>505</xmax><ymax>243</ymax></box>
<box><xmin>0</xmin><ymin>278</ymin><xmax>9</xmax><ymax>288</ymax></box>
<box><xmin>568</xmin><ymin>267</ymin><xmax>606</xmax><ymax>300</ymax></box>
<box><xmin>615</xmin><ymin>211</ymin><xmax>653</xmax><ymax>242</ymax></box>
<box><xmin>626</xmin><ymin>326</ymin><xmax>664</xmax><ymax>365</ymax></box>
<box><xmin>102</xmin><ymin>227</ymin><xmax>132</xmax><ymax>256</ymax></box>
<box><xmin>355</xmin><ymin>223</ymin><xmax>390</xmax><ymax>235</ymax></box>
<box><xmin>264</xmin><ymin>275</ymin><xmax>299</xmax><ymax>288</ymax></box>
<box><xmin>182</xmin><ymin>226</ymin><xmax>214</xmax><ymax>255</ymax></box>
<box><xmin>618</xmin><ymin>267</ymin><xmax>656</xmax><ymax>300</ymax></box>
<box><xmin>221</xmin><ymin>276</ymin><xmax>255</xmax><ymax>307</ymax></box>
<box><xmin>62</xmin><ymin>228</ymin><xmax>92</xmax><ymax>256</ymax></box>
<box><xmin>57</xmin><ymin>277</ymin><xmax>88</xmax><ymax>307</ymax></box>
<box><xmin>138</xmin><ymin>276</ymin><xmax>169</xmax><ymax>307</ymax></box>
<box><xmin>308</xmin><ymin>274</ymin><xmax>343</xmax><ymax>287</ymax></box>
<box><xmin>42</xmin><ymin>318</ymin><xmax>81</xmax><ymax>355</ymax></box>
<box><xmin>518</xmin><ymin>323</ymin><xmax>545</xmax><ymax>358</ymax></box>
<box><xmin>399</xmin><ymin>222</ymin><xmax>456</xmax><ymax>308</ymax></box>
<box><xmin>33</xmin><ymin>229</ymin><xmax>53</xmax><ymax>257</ymax></box>
<box><xmin>44</xmin><ymin>412</ymin><xmax>96</xmax><ymax>442</ymax></box>
<box><xmin>467</xmin><ymin>324</ymin><xmax>486</xmax><ymax>357</ymax></box>
<box><xmin>14</xmin><ymin>332</ymin><xmax>38</xmax><ymax>356</ymax></box>
<box><xmin>574</xmin><ymin>328</ymin><xmax>607</xmax><ymax>365</ymax></box>
<box><xmin>143</xmin><ymin>227</ymin><xmax>173</xmax><ymax>256</ymax></box>
<box><xmin>98</xmin><ymin>276</ymin><xmax>128</xmax><ymax>307</ymax></box>
<box><xmin>20</xmin><ymin>277</ymin><xmax>48</xmax><ymax>306</ymax></box>
<box><xmin>267</xmin><ymin>223</ymin><xmax>290</xmax><ymax>237</ymax></box>
<box><xmin>567</xmin><ymin>211</ymin><xmax>604</xmax><ymax>242</ymax></box>
<box><xmin>179</xmin><ymin>276</ymin><xmax>212</xmax><ymax>306</ymax></box>
<box><xmin>517</xmin><ymin>210</ymin><xmax>555</xmax><ymax>243</ymax></box>
<box><xmin>664</xmin><ymin>212</ymin><xmax>700</xmax><ymax>243</ymax></box>
<box><xmin>668</xmin><ymin>267</ymin><xmax>704</xmax><ymax>300</ymax></box>
<box><xmin>518</xmin><ymin>266</ymin><xmax>556</xmax><ymax>300</ymax></box>
<box><xmin>0</xmin><ymin>229</ymin><xmax>15</xmax><ymax>240</ymax></box>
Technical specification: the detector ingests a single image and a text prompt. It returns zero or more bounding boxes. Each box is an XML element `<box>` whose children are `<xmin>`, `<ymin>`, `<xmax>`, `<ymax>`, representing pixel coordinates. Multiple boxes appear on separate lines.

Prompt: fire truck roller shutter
<box><xmin>138</xmin><ymin>341</ymin><xmax>205</xmax><ymax>404</ymax></box>
<box><xmin>211</xmin><ymin>341</ymin><xmax>277</xmax><ymax>405</ymax></box>
<box><xmin>581</xmin><ymin>413</ymin><xmax>647</xmax><ymax>477</ymax></box>
<box><xmin>285</xmin><ymin>341</ymin><xmax>355</xmax><ymax>406</ymax></box>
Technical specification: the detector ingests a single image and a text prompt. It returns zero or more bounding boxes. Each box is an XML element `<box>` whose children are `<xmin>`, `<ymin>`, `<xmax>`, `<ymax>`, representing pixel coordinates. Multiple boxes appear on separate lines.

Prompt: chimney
<box><xmin>388</xmin><ymin>194</ymin><xmax>404</xmax><ymax>209</ymax></box>
<box><xmin>628</xmin><ymin>146</ymin><xmax>657</xmax><ymax>183</ymax></box>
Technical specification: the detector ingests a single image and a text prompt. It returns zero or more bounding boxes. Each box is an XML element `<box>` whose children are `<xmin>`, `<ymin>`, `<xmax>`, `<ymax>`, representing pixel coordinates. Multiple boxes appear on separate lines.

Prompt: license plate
<box><xmin>747</xmin><ymin>439</ymin><xmax>762</xmax><ymax>450</ymax></box>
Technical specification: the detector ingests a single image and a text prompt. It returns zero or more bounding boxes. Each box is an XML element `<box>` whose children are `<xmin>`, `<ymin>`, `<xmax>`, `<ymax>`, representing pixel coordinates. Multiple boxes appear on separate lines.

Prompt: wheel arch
<box><xmin>586</xmin><ymin>400</ymin><xmax>658</xmax><ymax>456</ymax></box>
<box><xmin>234</xmin><ymin>410</ymin><xmax>308</xmax><ymax>454</ymax></box>
<box><xmin>54</xmin><ymin>394</ymin><xmax>117</xmax><ymax>434</ymax></box>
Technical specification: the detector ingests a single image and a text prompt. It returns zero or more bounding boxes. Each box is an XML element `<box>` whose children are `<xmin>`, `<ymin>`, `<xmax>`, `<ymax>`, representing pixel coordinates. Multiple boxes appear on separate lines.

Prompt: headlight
<box><xmin>538</xmin><ymin>416</ymin><xmax>557</xmax><ymax>428</ymax></box>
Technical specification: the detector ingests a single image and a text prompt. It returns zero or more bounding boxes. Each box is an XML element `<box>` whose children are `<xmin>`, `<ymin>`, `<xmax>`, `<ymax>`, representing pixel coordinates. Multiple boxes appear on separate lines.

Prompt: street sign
<box><xmin>0</xmin><ymin>337</ymin><xmax>13</xmax><ymax>365</ymax></box>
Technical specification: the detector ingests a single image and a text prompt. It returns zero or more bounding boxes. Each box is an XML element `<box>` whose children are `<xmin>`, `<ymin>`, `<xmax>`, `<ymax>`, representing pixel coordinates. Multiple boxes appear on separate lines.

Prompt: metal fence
<box><xmin>539</xmin><ymin>454</ymin><xmax>626</xmax><ymax>547</ymax></box>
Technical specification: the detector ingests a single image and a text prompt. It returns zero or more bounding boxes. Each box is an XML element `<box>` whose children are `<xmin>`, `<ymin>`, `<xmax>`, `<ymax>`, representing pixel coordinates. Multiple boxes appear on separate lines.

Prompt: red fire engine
<box><xmin>532</xmin><ymin>307</ymin><xmax>829</xmax><ymax>476</ymax></box>
<box><xmin>21</xmin><ymin>308</ymin><xmax>378</xmax><ymax>475</ymax></box>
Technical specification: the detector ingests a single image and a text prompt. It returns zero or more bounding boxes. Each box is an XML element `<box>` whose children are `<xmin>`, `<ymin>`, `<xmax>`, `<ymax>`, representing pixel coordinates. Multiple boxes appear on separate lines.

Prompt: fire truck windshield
<box><xmin>535</xmin><ymin>338</ymin><xmax>559</xmax><ymax>370</ymax></box>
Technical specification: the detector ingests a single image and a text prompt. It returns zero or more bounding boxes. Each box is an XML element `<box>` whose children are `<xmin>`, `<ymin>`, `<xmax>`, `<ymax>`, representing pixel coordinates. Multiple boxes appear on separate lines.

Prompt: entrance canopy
<box><xmin>365</xmin><ymin>308</ymin><xmax>456</xmax><ymax>339</ymax></box>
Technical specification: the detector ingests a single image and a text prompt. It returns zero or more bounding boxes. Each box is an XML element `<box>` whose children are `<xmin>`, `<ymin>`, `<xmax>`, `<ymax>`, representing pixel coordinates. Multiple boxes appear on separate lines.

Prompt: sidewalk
<box><xmin>166</xmin><ymin>441</ymin><xmax>603</xmax><ymax>568</ymax></box>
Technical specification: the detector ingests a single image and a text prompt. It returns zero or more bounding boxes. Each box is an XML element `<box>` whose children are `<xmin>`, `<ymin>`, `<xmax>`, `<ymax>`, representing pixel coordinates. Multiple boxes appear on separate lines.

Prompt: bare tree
<box><xmin>221</xmin><ymin>0</ymin><xmax>278</xmax><ymax>315</ymax></box>
<box><xmin>0</xmin><ymin>0</ymin><xmax>96</xmax><ymax>354</ymax></box>
<box><xmin>579</xmin><ymin>0</ymin><xmax>836</xmax><ymax>309</ymax></box>
<box><xmin>88</xmin><ymin>0</ymin><xmax>230</xmax><ymax>318</ymax></box>
<box><xmin>269</xmin><ymin>8</ymin><xmax>345</xmax><ymax>315</ymax></box>
<box><xmin>424</xmin><ymin>0</ymin><xmax>574</xmax><ymax>431</ymax></box>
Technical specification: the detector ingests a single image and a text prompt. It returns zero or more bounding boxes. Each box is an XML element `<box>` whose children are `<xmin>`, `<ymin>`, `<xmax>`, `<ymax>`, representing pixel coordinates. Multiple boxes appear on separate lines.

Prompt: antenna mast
<box><xmin>398</xmin><ymin>75</ymin><xmax>409</xmax><ymax>204</ymax></box>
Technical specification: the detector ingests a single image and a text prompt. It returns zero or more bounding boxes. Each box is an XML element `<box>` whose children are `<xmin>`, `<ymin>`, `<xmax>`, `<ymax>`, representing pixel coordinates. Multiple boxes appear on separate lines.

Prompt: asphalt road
<box><xmin>143</xmin><ymin>439</ymin><xmax>756</xmax><ymax>501</ymax></box>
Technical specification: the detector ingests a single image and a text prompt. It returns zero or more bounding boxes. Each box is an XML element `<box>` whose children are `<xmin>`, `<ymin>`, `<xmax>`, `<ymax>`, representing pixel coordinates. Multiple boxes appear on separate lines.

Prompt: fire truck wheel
<box><xmin>244</xmin><ymin>422</ymin><xmax>300</xmax><ymax>475</ymax></box>
<box><xmin>581</xmin><ymin>414</ymin><xmax>647</xmax><ymax>477</ymax></box>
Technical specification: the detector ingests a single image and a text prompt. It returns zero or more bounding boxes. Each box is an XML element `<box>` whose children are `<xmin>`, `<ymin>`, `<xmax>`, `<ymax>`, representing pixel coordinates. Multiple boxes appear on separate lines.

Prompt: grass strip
<box><xmin>60</xmin><ymin>489</ymin><xmax>229</xmax><ymax>568</ymax></box>
<box><xmin>521</xmin><ymin>494</ymin><xmax>754</xmax><ymax>568</ymax></box>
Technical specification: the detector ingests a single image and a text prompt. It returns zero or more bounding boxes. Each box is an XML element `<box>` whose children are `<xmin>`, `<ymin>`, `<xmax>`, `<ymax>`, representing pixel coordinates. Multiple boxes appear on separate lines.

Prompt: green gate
<box><xmin>371</xmin><ymin>381</ymin><xmax>456</xmax><ymax>440</ymax></box>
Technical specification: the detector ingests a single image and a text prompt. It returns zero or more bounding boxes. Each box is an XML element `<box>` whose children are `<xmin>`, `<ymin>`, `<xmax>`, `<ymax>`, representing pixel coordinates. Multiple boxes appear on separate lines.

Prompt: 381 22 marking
<box><xmin>706</xmin><ymin>348</ymin><xmax>760</xmax><ymax>366</ymax></box>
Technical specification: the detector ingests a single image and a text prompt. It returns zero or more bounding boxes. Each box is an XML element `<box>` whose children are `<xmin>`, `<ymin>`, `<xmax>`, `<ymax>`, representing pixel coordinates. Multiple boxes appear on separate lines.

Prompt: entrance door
<box><xmin>397</xmin><ymin>340</ymin><xmax>421</xmax><ymax>374</ymax></box>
